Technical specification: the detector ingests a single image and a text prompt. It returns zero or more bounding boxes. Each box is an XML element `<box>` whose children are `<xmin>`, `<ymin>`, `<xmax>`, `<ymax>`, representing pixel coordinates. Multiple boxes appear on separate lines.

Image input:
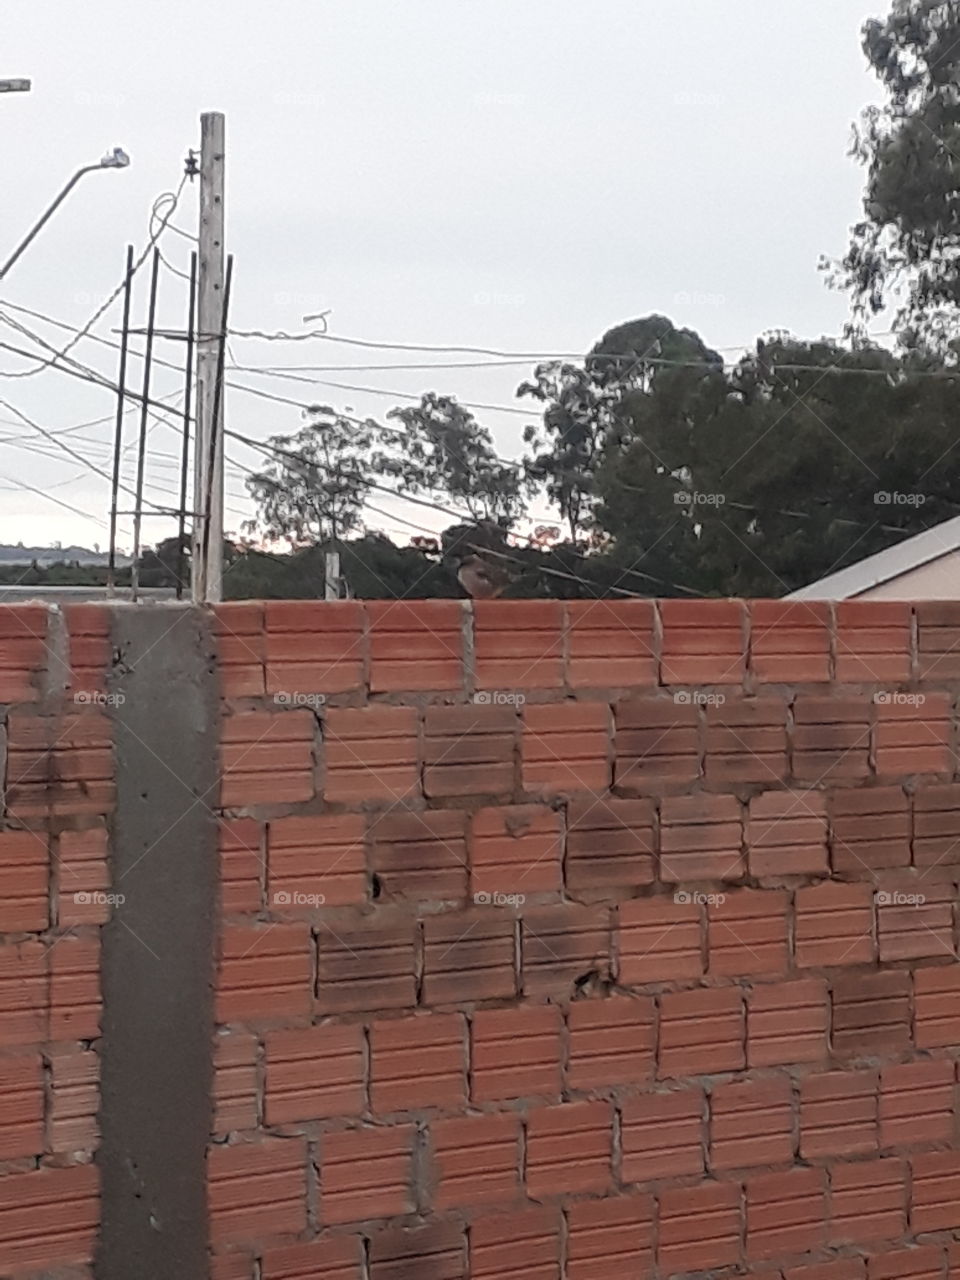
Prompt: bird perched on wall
<box><xmin>456</xmin><ymin>552</ymin><xmax>508</xmax><ymax>599</ymax></box>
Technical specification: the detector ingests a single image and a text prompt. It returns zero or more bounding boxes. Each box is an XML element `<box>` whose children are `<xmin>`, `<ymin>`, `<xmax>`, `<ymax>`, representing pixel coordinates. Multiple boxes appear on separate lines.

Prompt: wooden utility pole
<box><xmin>192</xmin><ymin>111</ymin><xmax>225</xmax><ymax>601</ymax></box>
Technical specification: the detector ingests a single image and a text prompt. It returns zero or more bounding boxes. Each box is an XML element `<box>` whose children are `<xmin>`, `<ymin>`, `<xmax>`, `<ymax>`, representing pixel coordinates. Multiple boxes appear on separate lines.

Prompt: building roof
<box><xmin>786</xmin><ymin>513</ymin><xmax>960</xmax><ymax>600</ymax></box>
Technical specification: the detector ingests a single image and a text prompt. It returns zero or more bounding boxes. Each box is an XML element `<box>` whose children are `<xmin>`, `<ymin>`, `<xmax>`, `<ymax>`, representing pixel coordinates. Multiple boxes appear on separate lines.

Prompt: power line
<box><xmin>228</xmin><ymin>363</ymin><xmax>535</xmax><ymax>417</ymax></box>
<box><xmin>226</xmin><ymin>427</ymin><xmax>701</xmax><ymax>597</ymax></box>
<box><xmin>0</xmin><ymin>178</ymin><xmax>189</xmax><ymax>381</ymax></box>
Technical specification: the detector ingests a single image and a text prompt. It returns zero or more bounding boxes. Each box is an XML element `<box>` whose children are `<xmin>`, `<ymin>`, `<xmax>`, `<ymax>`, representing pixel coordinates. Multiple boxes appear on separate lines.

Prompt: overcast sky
<box><xmin>0</xmin><ymin>0</ymin><xmax>885</xmax><ymax>553</ymax></box>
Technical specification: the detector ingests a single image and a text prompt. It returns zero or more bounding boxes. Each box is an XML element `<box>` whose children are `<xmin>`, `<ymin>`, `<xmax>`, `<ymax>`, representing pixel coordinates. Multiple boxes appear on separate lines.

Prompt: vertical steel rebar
<box><xmin>176</xmin><ymin>251</ymin><xmax>198</xmax><ymax>598</ymax></box>
<box><xmin>130</xmin><ymin>248</ymin><xmax>161</xmax><ymax>602</ymax></box>
<box><xmin>107</xmin><ymin>244</ymin><xmax>135</xmax><ymax>595</ymax></box>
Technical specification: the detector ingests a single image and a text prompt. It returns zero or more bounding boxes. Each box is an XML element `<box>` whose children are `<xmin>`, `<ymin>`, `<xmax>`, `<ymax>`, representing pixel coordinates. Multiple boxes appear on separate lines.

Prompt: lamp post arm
<box><xmin>0</xmin><ymin>163</ymin><xmax>101</xmax><ymax>281</ymax></box>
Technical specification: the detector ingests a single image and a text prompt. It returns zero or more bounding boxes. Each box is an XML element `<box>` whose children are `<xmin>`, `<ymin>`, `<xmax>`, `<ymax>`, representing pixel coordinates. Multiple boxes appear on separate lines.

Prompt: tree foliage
<box><xmin>833</xmin><ymin>0</ymin><xmax>960</xmax><ymax>336</ymax></box>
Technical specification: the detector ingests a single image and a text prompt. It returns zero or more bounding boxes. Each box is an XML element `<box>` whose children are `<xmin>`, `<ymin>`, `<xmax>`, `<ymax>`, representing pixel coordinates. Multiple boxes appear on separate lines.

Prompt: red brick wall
<box><xmin>6</xmin><ymin>597</ymin><xmax>960</xmax><ymax>1278</ymax></box>
<box><xmin>0</xmin><ymin>604</ymin><xmax>111</xmax><ymax>1277</ymax></box>
<box><xmin>208</xmin><ymin>598</ymin><xmax>960</xmax><ymax>1280</ymax></box>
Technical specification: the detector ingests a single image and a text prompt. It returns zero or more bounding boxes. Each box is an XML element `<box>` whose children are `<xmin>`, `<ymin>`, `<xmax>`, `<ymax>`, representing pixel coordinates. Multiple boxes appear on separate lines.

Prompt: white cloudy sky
<box><xmin>0</xmin><ymin>0</ymin><xmax>886</xmax><ymax>553</ymax></box>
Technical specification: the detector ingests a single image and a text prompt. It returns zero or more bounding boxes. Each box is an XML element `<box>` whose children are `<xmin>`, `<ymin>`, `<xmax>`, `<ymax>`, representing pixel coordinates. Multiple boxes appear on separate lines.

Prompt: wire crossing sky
<box><xmin>0</xmin><ymin>0</ymin><xmax>885</xmax><ymax>548</ymax></box>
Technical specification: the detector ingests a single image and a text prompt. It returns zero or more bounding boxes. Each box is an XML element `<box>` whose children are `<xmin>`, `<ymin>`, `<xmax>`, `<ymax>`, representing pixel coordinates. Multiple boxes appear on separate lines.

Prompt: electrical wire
<box><xmin>1</xmin><ymin>176</ymin><xmax>190</xmax><ymax>381</ymax></box>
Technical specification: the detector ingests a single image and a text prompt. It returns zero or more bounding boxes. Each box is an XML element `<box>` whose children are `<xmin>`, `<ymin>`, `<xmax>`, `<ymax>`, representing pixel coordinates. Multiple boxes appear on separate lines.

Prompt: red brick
<box><xmin>422</xmin><ymin>909</ymin><xmax>516</xmax><ymax>1005</ymax></box>
<box><xmin>324</xmin><ymin>706</ymin><xmax>417</xmax><ymax>804</ymax></box>
<box><xmin>317</xmin><ymin>918</ymin><xmax>416</xmax><ymax>1014</ymax></box>
<box><xmin>658</xmin><ymin>1178</ymin><xmax>742</xmax><ymax>1272</ymax></box>
<box><xmin>705</xmin><ymin>696</ymin><xmax>789</xmax><ymax>783</ymax></box>
<box><xmin>370</xmin><ymin>1012</ymin><xmax>465</xmax><ymax>1112</ymax></box>
<box><xmin>0</xmin><ymin>1052</ymin><xmax>43</xmax><ymax>1159</ymax></box>
<box><xmin>875</xmin><ymin>691</ymin><xmax>952</xmax><ymax>777</ymax></box>
<box><xmin>269</xmin><ymin>813</ymin><xmax>366</xmax><ymax>909</ymax></box>
<box><xmin>747</xmin><ymin>790</ymin><xmax>829</xmax><ymax>878</ymax></box>
<box><xmin>221</xmin><ymin>710</ymin><xmax>315</xmax><ymax>807</ymax></box>
<box><xmin>0</xmin><ymin>940</ymin><xmax>47</xmax><ymax>1047</ymax></box>
<box><xmin>565</xmin><ymin>599</ymin><xmax>658</xmax><ymax>689</ymax></box>
<box><xmin>64</xmin><ymin>597</ymin><xmax>112</xmax><ymax>692</ymax></box>
<box><xmin>473</xmin><ymin>599</ymin><xmax>564</xmax><ymax>690</ymax></box>
<box><xmin>832</xmin><ymin>970</ymin><xmax>912</xmax><ymax>1059</ymax></box>
<box><xmin>264</xmin><ymin>599</ymin><xmax>364</xmax><ymax>695</ymax></box>
<box><xmin>471</xmin><ymin>805</ymin><xmax>562</xmax><ymax>897</ymax></box>
<box><xmin>50</xmin><ymin>935</ymin><xmax>100</xmax><ymax>1040</ymax></box>
<box><xmin>0</xmin><ymin>829</ymin><xmax>47</xmax><ymax>931</ymax></box>
<box><xmin>618</xmin><ymin>895</ymin><xmax>703</xmax><ymax>984</ymax></box>
<box><xmin>750</xmin><ymin>600</ymin><xmax>831</xmax><ymax>682</ymax></box>
<box><xmin>876</xmin><ymin>877</ymin><xmax>953</xmax><ymax>961</ymax></box>
<box><xmin>911</xmin><ymin>1150</ymin><xmax>960</xmax><ymax>1231</ymax></box>
<box><xmin>708</xmin><ymin>887</ymin><xmax>789</xmax><ymax>977</ymax></box>
<box><xmin>470</xmin><ymin>1205</ymin><xmax>560</xmax><ymax>1280</ymax></box>
<box><xmin>209</xmin><ymin>1137</ymin><xmax>307</xmax><ymax>1243</ymax></box>
<box><xmin>659</xmin><ymin>986</ymin><xmax>744</xmax><ymax>1078</ymax></box>
<box><xmin>370</xmin><ymin>809</ymin><xmax>466</xmax><ymax>903</ymax></box>
<box><xmin>49</xmin><ymin>1045</ymin><xmax>99</xmax><ymax>1155</ymax></box>
<box><xmin>830</xmin><ymin>1157</ymin><xmax>907</xmax><ymax>1245</ymax></box>
<box><xmin>213</xmin><ymin>601</ymin><xmax>265</xmax><ymax>697</ymax></box>
<box><xmin>366</xmin><ymin>599</ymin><xmax>464</xmax><ymax>691</ymax></box>
<box><xmin>793</xmin><ymin>695</ymin><xmax>872</xmax><ymax>781</ymax></box>
<box><xmin>711</xmin><ymin>1076</ymin><xmax>793</xmax><ymax>1171</ymax></box>
<box><xmin>261</xmin><ymin>1235</ymin><xmax>363</xmax><ymax>1280</ymax></box>
<box><xmin>566</xmin><ymin>1192</ymin><xmax>653</xmax><ymax>1280</ymax></box>
<box><xmin>660</xmin><ymin>793</ymin><xmax>744</xmax><ymax>882</ymax></box>
<box><xmin>746</xmin><ymin>1166</ymin><xmax>826</xmax><ymax>1260</ymax></box>
<box><xmin>880</xmin><ymin>1059</ymin><xmax>955</xmax><ymax>1149</ymax></box>
<box><xmin>217</xmin><ymin>924</ymin><xmax>312</xmax><ymax>1023</ymax></box>
<box><xmin>614</xmin><ymin>696</ymin><xmax>700</xmax><ymax>788</ymax></box>
<box><xmin>790</xmin><ymin>1259</ymin><xmax>867</xmax><ymax>1280</ymax></box>
<box><xmin>213</xmin><ymin>1031</ymin><xmax>258</xmax><ymax>1135</ymax></box>
<box><xmin>913</xmin><ymin>782</ymin><xmax>960</xmax><ymax>867</ymax></box>
<box><xmin>0</xmin><ymin>603</ymin><xmax>46</xmax><ymax>702</ymax></box>
<box><xmin>526</xmin><ymin>1100</ymin><xmax>613</xmax><ymax>1197</ymax></box>
<box><xmin>59</xmin><ymin>831</ymin><xmax>112</xmax><ymax>932</ymax></box>
<box><xmin>566</xmin><ymin>796</ymin><xmax>655</xmax><ymax>897</ymax></box>
<box><xmin>321</xmin><ymin>1124</ymin><xmax>415</xmax><ymax>1224</ymax></box>
<box><xmin>522</xmin><ymin>702</ymin><xmax>610</xmax><ymax>794</ymax></box>
<box><xmin>265</xmin><ymin>1023</ymin><xmax>364</xmax><ymax>1124</ymax></box>
<box><xmin>748</xmin><ymin>978</ymin><xmax>829</xmax><ymax>1068</ymax></box>
<box><xmin>794</xmin><ymin>881</ymin><xmax>875</xmax><ymax>968</ymax></box>
<box><xmin>472</xmin><ymin>1004</ymin><xmax>561</xmax><ymax>1102</ymax></box>
<box><xmin>219</xmin><ymin>819</ymin><xmax>262</xmax><ymax>915</ymax></box>
<box><xmin>6</xmin><ymin>710</ymin><xmax>115</xmax><ymax>819</ymax></box>
<box><xmin>432</xmin><ymin>1111</ymin><xmax>520</xmax><ymax>1210</ymax></box>
<box><xmin>521</xmin><ymin>905</ymin><xmax>611</xmax><ymax>999</ymax></box>
<box><xmin>914</xmin><ymin>966</ymin><xmax>960</xmax><ymax>1049</ymax></box>
<box><xmin>212</xmin><ymin>1250</ymin><xmax>258</xmax><ymax>1280</ymax></box>
<box><xmin>621</xmin><ymin>1087</ymin><xmax>704</xmax><ymax>1181</ymax></box>
<box><xmin>566</xmin><ymin>996</ymin><xmax>654</xmax><ymax>1092</ymax></box>
<box><xmin>0</xmin><ymin>1163</ymin><xmax>97</xmax><ymax>1272</ymax></box>
<box><xmin>829</xmin><ymin>786</ymin><xmax>910</xmax><ymax>873</ymax></box>
<box><xmin>423</xmin><ymin>703</ymin><xmax>516</xmax><ymax>799</ymax></box>
<box><xmin>800</xmin><ymin>1069</ymin><xmax>877</xmax><ymax>1159</ymax></box>
<box><xmin>660</xmin><ymin>599</ymin><xmax>746</xmax><ymax>685</ymax></box>
<box><xmin>917</xmin><ymin>602</ymin><xmax>960</xmax><ymax>679</ymax></box>
<box><xmin>836</xmin><ymin>601</ymin><xmax>911</xmax><ymax>683</ymax></box>
<box><xmin>369</xmin><ymin>1221</ymin><xmax>466</xmax><ymax>1280</ymax></box>
<box><xmin>866</xmin><ymin>1245</ymin><xmax>943</xmax><ymax>1280</ymax></box>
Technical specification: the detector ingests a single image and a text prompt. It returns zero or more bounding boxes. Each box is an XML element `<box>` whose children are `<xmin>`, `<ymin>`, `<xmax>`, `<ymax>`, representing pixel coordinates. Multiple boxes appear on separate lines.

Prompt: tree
<box><xmin>244</xmin><ymin>406</ymin><xmax>385</xmax><ymax>545</ymax></box>
<box><xmin>832</xmin><ymin>0</ymin><xmax>960</xmax><ymax>337</ymax></box>
<box><xmin>380</xmin><ymin>393</ymin><xmax>530</xmax><ymax>523</ymax></box>
<box><xmin>518</xmin><ymin>317</ymin><xmax>724</xmax><ymax>542</ymax></box>
<box><xmin>594</xmin><ymin>329</ymin><xmax>960</xmax><ymax>596</ymax></box>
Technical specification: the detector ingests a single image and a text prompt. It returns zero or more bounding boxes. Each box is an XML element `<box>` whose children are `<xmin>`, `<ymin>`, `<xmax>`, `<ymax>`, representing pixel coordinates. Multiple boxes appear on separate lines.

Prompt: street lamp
<box><xmin>0</xmin><ymin>147</ymin><xmax>131</xmax><ymax>281</ymax></box>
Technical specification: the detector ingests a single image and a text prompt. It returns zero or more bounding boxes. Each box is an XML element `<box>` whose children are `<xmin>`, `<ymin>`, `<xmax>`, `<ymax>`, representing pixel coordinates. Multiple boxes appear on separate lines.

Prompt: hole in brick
<box><xmin>371</xmin><ymin>873</ymin><xmax>383</xmax><ymax>901</ymax></box>
<box><xmin>573</xmin><ymin>968</ymin><xmax>614</xmax><ymax>998</ymax></box>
